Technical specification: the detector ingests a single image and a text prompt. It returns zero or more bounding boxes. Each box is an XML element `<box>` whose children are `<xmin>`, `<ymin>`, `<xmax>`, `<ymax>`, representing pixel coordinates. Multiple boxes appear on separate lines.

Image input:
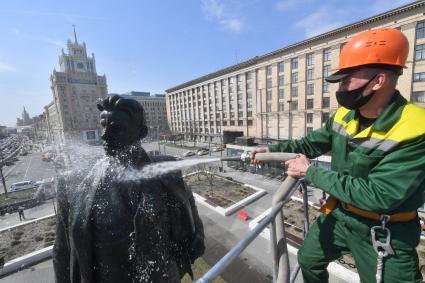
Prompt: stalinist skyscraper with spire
<box><xmin>46</xmin><ymin>27</ymin><xmax>108</xmax><ymax>144</ymax></box>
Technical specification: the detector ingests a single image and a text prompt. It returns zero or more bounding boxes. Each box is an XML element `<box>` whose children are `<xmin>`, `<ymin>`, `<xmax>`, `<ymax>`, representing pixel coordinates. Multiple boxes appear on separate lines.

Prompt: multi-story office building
<box><xmin>38</xmin><ymin>29</ymin><xmax>108</xmax><ymax>144</ymax></box>
<box><xmin>166</xmin><ymin>1</ymin><xmax>425</xmax><ymax>144</ymax></box>
<box><xmin>113</xmin><ymin>92</ymin><xmax>169</xmax><ymax>140</ymax></box>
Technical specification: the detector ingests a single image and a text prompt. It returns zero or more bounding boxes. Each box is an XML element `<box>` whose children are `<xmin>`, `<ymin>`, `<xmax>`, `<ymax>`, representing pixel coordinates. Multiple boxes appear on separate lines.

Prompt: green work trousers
<box><xmin>297</xmin><ymin>206</ymin><xmax>423</xmax><ymax>283</ymax></box>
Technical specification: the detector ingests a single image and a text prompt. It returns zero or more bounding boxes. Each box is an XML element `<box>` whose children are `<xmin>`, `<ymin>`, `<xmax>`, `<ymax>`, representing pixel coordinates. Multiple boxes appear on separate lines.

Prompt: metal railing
<box><xmin>197</xmin><ymin>152</ymin><xmax>310</xmax><ymax>283</ymax></box>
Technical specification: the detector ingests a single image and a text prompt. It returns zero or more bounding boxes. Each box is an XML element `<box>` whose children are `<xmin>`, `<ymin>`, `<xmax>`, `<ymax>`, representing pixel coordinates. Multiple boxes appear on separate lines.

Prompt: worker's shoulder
<box><xmin>397</xmin><ymin>102</ymin><xmax>425</xmax><ymax>134</ymax></box>
<box><xmin>385</xmin><ymin>102</ymin><xmax>425</xmax><ymax>144</ymax></box>
<box><xmin>402</xmin><ymin>102</ymin><xmax>425</xmax><ymax>120</ymax></box>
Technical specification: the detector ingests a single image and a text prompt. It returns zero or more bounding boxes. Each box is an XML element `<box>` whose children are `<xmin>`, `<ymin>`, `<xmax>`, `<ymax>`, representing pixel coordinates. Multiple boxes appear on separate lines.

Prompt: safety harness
<box><xmin>320</xmin><ymin>196</ymin><xmax>417</xmax><ymax>282</ymax></box>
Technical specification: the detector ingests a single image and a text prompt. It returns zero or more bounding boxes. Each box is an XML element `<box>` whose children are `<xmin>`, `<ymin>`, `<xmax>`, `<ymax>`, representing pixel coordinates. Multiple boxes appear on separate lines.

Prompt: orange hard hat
<box><xmin>326</xmin><ymin>28</ymin><xmax>409</xmax><ymax>82</ymax></box>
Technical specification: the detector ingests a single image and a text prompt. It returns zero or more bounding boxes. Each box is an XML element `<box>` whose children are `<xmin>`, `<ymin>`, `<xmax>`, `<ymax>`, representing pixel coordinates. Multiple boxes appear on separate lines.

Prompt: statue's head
<box><xmin>97</xmin><ymin>95</ymin><xmax>148</xmax><ymax>156</ymax></box>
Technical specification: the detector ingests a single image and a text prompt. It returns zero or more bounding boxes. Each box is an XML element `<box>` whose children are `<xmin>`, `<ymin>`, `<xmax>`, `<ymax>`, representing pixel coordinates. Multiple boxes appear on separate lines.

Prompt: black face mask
<box><xmin>336</xmin><ymin>75</ymin><xmax>377</xmax><ymax>110</ymax></box>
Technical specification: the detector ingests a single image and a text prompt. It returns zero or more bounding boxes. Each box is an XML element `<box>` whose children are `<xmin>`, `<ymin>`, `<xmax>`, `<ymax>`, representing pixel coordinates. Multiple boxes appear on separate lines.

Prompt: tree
<box><xmin>0</xmin><ymin>161</ymin><xmax>8</xmax><ymax>198</ymax></box>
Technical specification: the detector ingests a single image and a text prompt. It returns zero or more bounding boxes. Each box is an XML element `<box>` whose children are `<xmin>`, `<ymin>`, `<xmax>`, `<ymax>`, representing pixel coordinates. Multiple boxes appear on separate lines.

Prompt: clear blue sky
<box><xmin>0</xmin><ymin>0</ymin><xmax>415</xmax><ymax>126</ymax></box>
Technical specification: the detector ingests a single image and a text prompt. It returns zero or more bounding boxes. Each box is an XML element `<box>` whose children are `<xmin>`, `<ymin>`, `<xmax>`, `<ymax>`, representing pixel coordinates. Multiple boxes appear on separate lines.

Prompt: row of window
<box><xmin>172</xmin><ymin>111</ymin><xmax>331</xmax><ymax>133</ymax></box>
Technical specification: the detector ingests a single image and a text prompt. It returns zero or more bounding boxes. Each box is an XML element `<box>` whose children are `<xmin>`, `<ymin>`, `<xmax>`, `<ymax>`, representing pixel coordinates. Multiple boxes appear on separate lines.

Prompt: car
<box><xmin>4</xmin><ymin>160</ymin><xmax>14</xmax><ymax>166</ymax></box>
<box><xmin>197</xmin><ymin>149</ymin><xmax>209</xmax><ymax>156</ymax></box>
<box><xmin>9</xmin><ymin>181</ymin><xmax>38</xmax><ymax>192</ymax></box>
<box><xmin>183</xmin><ymin>151</ymin><xmax>195</xmax><ymax>157</ymax></box>
<box><xmin>212</xmin><ymin>147</ymin><xmax>224</xmax><ymax>152</ymax></box>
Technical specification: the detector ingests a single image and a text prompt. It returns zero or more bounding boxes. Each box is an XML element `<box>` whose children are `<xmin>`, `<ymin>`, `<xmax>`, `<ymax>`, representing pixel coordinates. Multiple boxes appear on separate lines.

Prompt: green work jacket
<box><xmin>269</xmin><ymin>91</ymin><xmax>425</xmax><ymax>215</ymax></box>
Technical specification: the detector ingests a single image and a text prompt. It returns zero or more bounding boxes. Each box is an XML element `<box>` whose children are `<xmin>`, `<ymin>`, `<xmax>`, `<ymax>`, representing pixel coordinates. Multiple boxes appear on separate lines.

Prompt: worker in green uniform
<box><xmin>252</xmin><ymin>28</ymin><xmax>425</xmax><ymax>282</ymax></box>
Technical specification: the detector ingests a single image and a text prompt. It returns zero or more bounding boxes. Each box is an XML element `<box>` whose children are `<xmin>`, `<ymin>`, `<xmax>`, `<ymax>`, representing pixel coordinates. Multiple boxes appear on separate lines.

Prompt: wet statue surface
<box><xmin>53</xmin><ymin>95</ymin><xmax>205</xmax><ymax>283</ymax></box>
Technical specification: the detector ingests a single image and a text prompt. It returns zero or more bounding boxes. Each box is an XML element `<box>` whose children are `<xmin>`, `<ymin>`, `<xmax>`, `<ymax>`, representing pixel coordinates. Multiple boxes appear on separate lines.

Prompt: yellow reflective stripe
<box><xmin>333</xmin><ymin>107</ymin><xmax>358</xmax><ymax>136</ymax></box>
<box><xmin>367</xmin><ymin>103</ymin><xmax>425</xmax><ymax>143</ymax></box>
<box><xmin>332</xmin><ymin>103</ymin><xmax>425</xmax><ymax>149</ymax></box>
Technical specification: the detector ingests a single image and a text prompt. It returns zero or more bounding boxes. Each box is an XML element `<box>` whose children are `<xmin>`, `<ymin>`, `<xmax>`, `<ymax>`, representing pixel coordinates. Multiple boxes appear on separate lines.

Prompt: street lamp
<box><xmin>216</xmin><ymin>108</ymin><xmax>224</xmax><ymax>172</ymax></box>
<box><xmin>287</xmin><ymin>100</ymin><xmax>293</xmax><ymax>140</ymax></box>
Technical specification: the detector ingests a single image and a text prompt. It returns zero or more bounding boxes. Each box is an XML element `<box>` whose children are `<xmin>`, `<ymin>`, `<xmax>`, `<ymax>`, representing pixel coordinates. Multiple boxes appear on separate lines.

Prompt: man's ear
<box><xmin>372</xmin><ymin>74</ymin><xmax>386</xmax><ymax>91</ymax></box>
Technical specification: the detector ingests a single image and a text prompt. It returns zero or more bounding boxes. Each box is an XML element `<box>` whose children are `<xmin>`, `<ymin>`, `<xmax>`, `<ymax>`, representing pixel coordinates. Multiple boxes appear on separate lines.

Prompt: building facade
<box><xmin>40</xmin><ymin>30</ymin><xmax>108</xmax><ymax>144</ymax></box>
<box><xmin>16</xmin><ymin>107</ymin><xmax>33</xmax><ymax>127</ymax></box>
<box><xmin>166</xmin><ymin>1</ymin><xmax>425</xmax><ymax>144</ymax></box>
<box><xmin>116</xmin><ymin>92</ymin><xmax>169</xmax><ymax>140</ymax></box>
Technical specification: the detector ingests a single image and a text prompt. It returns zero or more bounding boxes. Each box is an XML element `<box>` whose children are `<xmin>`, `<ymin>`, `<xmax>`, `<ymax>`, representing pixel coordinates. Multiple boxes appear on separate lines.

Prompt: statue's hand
<box><xmin>189</xmin><ymin>232</ymin><xmax>205</xmax><ymax>263</ymax></box>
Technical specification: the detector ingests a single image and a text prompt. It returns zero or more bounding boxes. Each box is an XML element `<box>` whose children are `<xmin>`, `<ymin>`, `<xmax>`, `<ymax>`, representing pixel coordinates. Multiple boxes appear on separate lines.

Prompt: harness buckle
<box><xmin>370</xmin><ymin>225</ymin><xmax>394</xmax><ymax>256</ymax></box>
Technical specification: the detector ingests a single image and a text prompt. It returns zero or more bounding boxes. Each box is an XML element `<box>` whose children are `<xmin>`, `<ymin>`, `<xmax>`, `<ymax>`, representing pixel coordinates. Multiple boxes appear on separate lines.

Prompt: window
<box><xmin>291</xmin><ymin>58</ymin><xmax>298</xmax><ymax>69</ymax></box>
<box><xmin>322</xmin><ymin>97</ymin><xmax>330</xmax><ymax>108</ymax></box>
<box><xmin>246</xmin><ymin>71</ymin><xmax>252</xmax><ymax>80</ymax></box>
<box><xmin>247</xmin><ymin>99</ymin><xmax>253</xmax><ymax>108</ymax></box>
<box><xmin>306</xmin><ymin>127</ymin><xmax>313</xmax><ymax>135</ymax></box>
<box><xmin>291</xmin><ymin>86</ymin><xmax>298</xmax><ymax>97</ymax></box>
<box><xmin>290</xmin><ymin>101</ymin><xmax>298</xmax><ymax>111</ymax></box>
<box><xmin>266</xmin><ymin>103</ymin><xmax>272</xmax><ymax>112</ymax></box>
<box><xmin>247</xmin><ymin>81</ymin><xmax>252</xmax><ymax>89</ymax></box>
<box><xmin>306</xmin><ymin>53</ymin><xmax>314</xmax><ymax>66</ymax></box>
<box><xmin>413</xmin><ymin>72</ymin><xmax>425</xmax><ymax>82</ymax></box>
<box><xmin>237</xmin><ymin>75</ymin><xmax>243</xmax><ymax>82</ymax></box>
<box><xmin>307</xmin><ymin>83</ymin><xmax>314</xmax><ymax>96</ymax></box>
<box><xmin>266</xmin><ymin>65</ymin><xmax>272</xmax><ymax>76</ymax></box>
<box><xmin>267</xmin><ymin>78</ymin><xmax>273</xmax><ymax>88</ymax></box>
<box><xmin>306</xmin><ymin>99</ymin><xmax>314</xmax><ymax>109</ymax></box>
<box><xmin>247</xmin><ymin>120</ymin><xmax>253</xmax><ymax>126</ymax></box>
<box><xmin>417</xmin><ymin>21</ymin><xmax>425</xmax><ymax>39</ymax></box>
<box><xmin>279</xmin><ymin>75</ymin><xmax>284</xmax><ymax>86</ymax></box>
<box><xmin>278</xmin><ymin>62</ymin><xmax>284</xmax><ymax>73</ymax></box>
<box><xmin>86</xmin><ymin>131</ymin><xmax>96</xmax><ymax>140</ymax></box>
<box><xmin>291</xmin><ymin>72</ymin><xmax>298</xmax><ymax>83</ymax></box>
<box><xmin>279</xmin><ymin>102</ymin><xmax>284</xmax><ymax>111</ymax></box>
<box><xmin>323</xmin><ymin>65</ymin><xmax>331</xmax><ymax>77</ymax></box>
<box><xmin>307</xmin><ymin>68</ymin><xmax>314</xmax><ymax>81</ymax></box>
<box><xmin>412</xmin><ymin>91</ymin><xmax>425</xmax><ymax>103</ymax></box>
<box><xmin>323</xmin><ymin>48</ymin><xmax>331</xmax><ymax>61</ymax></box>
<box><xmin>238</xmin><ymin>120</ymin><xmax>243</xmax><ymax>126</ymax></box>
<box><xmin>306</xmin><ymin>113</ymin><xmax>313</xmax><ymax>123</ymax></box>
<box><xmin>247</xmin><ymin>91</ymin><xmax>252</xmax><ymax>98</ymax></box>
<box><xmin>266</xmin><ymin>90</ymin><xmax>272</xmax><ymax>101</ymax></box>
<box><xmin>323</xmin><ymin>81</ymin><xmax>330</xmax><ymax>93</ymax></box>
<box><xmin>279</xmin><ymin>89</ymin><xmax>284</xmax><ymax>99</ymax></box>
<box><xmin>415</xmin><ymin>44</ymin><xmax>425</xmax><ymax>61</ymax></box>
<box><xmin>247</xmin><ymin>110</ymin><xmax>253</xmax><ymax>117</ymax></box>
<box><xmin>230</xmin><ymin>121</ymin><xmax>235</xmax><ymax>126</ymax></box>
<box><xmin>322</xmin><ymin>112</ymin><xmax>330</xmax><ymax>124</ymax></box>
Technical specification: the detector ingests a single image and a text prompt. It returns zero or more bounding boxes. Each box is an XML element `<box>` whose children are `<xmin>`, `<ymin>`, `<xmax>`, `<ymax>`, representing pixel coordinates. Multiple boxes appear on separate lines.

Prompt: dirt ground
<box><xmin>0</xmin><ymin>216</ymin><xmax>56</xmax><ymax>262</ymax></box>
<box><xmin>185</xmin><ymin>173</ymin><xmax>256</xmax><ymax>208</ymax></box>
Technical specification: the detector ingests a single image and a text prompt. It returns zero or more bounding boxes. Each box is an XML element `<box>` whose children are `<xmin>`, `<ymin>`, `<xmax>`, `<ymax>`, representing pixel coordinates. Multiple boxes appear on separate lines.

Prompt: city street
<box><xmin>2</xmin><ymin>151</ymin><xmax>56</xmax><ymax>193</ymax></box>
<box><xmin>0</xmin><ymin>141</ymin><xmax>348</xmax><ymax>283</ymax></box>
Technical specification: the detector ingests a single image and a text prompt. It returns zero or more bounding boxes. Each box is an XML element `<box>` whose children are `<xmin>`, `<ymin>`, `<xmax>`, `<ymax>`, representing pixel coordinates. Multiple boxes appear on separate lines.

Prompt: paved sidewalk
<box><xmin>0</xmin><ymin>201</ymin><xmax>56</xmax><ymax>229</ymax></box>
<box><xmin>0</xmin><ymin>260</ymin><xmax>53</xmax><ymax>283</ymax></box>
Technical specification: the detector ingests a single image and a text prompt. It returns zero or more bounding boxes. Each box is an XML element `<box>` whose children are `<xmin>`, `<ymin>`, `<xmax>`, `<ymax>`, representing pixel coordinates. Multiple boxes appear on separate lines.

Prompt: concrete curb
<box><xmin>0</xmin><ymin>246</ymin><xmax>53</xmax><ymax>278</ymax></box>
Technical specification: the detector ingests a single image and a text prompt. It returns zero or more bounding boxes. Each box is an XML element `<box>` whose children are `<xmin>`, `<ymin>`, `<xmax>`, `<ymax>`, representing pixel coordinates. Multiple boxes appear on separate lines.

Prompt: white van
<box><xmin>9</xmin><ymin>181</ymin><xmax>38</xmax><ymax>192</ymax></box>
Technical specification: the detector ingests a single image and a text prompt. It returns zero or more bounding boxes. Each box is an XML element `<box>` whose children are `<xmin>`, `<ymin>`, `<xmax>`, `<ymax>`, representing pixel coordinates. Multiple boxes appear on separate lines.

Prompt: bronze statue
<box><xmin>53</xmin><ymin>95</ymin><xmax>205</xmax><ymax>283</ymax></box>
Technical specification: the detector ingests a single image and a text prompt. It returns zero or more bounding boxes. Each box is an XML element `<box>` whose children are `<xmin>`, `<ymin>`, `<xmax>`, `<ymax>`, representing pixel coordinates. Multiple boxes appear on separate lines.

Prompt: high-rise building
<box><xmin>166</xmin><ymin>1</ymin><xmax>425</xmax><ymax>144</ymax></box>
<box><xmin>16</xmin><ymin>107</ymin><xmax>33</xmax><ymax>127</ymax></box>
<box><xmin>43</xmin><ymin>27</ymin><xmax>108</xmax><ymax>144</ymax></box>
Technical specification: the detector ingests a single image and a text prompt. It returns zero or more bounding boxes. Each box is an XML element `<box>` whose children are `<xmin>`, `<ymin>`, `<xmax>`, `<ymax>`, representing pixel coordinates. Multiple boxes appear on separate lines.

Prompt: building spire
<box><xmin>73</xmin><ymin>24</ymin><xmax>78</xmax><ymax>43</ymax></box>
